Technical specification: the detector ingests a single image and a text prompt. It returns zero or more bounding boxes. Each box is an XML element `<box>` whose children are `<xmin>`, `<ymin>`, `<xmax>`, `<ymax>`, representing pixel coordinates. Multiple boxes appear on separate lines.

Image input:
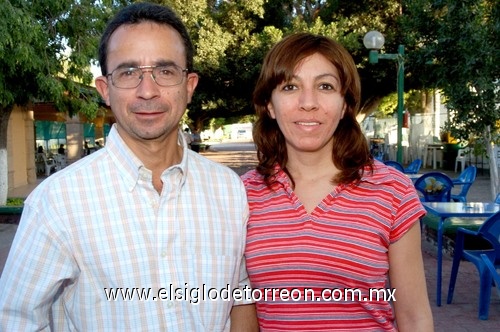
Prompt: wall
<box><xmin>7</xmin><ymin>106</ymin><xmax>35</xmax><ymax>191</ymax></box>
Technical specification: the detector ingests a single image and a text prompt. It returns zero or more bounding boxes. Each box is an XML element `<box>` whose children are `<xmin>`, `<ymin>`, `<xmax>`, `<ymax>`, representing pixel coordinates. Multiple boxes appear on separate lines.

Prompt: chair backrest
<box><xmin>414</xmin><ymin>171</ymin><xmax>454</xmax><ymax>202</ymax></box>
<box><xmin>40</xmin><ymin>154</ymin><xmax>53</xmax><ymax>165</ymax></box>
<box><xmin>373</xmin><ymin>152</ymin><xmax>384</xmax><ymax>161</ymax></box>
<box><xmin>454</xmin><ymin>165</ymin><xmax>477</xmax><ymax>183</ymax></box>
<box><xmin>54</xmin><ymin>154</ymin><xmax>67</xmax><ymax>168</ymax></box>
<box><xmin>404</xmin><ymin>159</ymin><xmax>422</xmax><ymax>174</ymax></box>
<box><xmin>477</xmin><ymin>211</ymin><xmax>500</xmax><ymax>264</ymax></box>
<box><xmin>384</xmin><ymin>160</ymin><xmax>405</xmax><ymax>173</ymax></box>
<box><xmin>457</xmin><ymin>148</ymin><xmax>470</xmax><ymax>158</ymax></box>
<box><xmin>452</xmin><ymin>166</ymin><xmax>477</xmax><ymax>196</ymax></box>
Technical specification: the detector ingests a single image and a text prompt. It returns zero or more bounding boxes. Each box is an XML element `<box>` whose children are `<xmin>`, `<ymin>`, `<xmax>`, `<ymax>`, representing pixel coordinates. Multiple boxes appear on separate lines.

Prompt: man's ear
<box><xmin>95</xmin><ymin>76</ymin><xmax>110</xmax><ymax>106</ymax></box>
<box><xmin>186</xmin><ymin>73</ymin><xmax>199</xmax><ymax>104</ymax></box>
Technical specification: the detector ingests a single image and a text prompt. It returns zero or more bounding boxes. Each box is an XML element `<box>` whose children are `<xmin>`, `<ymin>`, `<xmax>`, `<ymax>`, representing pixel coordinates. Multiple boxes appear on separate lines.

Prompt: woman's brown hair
<box><xmin>252</xmin><ymin>32</ymin><xmax>372</xmax><ymax>185</ymax></box>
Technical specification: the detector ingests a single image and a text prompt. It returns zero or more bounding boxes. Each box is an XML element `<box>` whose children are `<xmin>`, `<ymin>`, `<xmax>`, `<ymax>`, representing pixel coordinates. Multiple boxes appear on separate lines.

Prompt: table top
<box><xmin>426</xmin><ymin>143</ymin><xmax>444</xmax><ymax>148</ymax></box>
<box><xmin>422</xmin><ymin>202</ymin><xmax>500</xmax><ymax>218</ymax></box>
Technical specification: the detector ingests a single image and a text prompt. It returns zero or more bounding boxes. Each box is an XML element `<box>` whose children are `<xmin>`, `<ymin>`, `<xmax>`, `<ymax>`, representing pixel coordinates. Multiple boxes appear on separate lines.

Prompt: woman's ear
<box><xmin>267</xmin><ymin>102</ymin><xmax>276</xmax><ymax>119</ymax></box>
<box><xmin>341</xmin><ymin>102</ymin><xmax>347</xmax><ymax>118</ymax></box>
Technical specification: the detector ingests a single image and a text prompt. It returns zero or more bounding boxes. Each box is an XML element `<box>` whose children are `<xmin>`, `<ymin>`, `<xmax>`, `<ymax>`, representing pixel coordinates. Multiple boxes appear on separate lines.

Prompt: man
<box><xmin>183</xmin><ymin>127</ymin><xmax>193</xmax><ymax>149</ymax></box>
<box><xmin>190</xmin><ymin>131</ymin><xmax>202</xmax><ymax>152</ymax></box>
<box><xmin>58</xmin><ymin>144</ymin><xmax>65</xmax><ymax>155</ymax></box>
<box><xmin>0</xmin><ymin>3</ymin><xmax>257</xmax><ymax>331</ymax></box>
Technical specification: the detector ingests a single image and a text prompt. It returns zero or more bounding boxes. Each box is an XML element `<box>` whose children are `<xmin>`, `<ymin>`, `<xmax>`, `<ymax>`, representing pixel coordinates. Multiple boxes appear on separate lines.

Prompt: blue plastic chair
<box><xmin>384</xmin><ymin>160</ymin><xmax>405</xmax><ymax>173</ymax></box>
<box><xmin>404</xmin><ymin>159</ymin><xmax>422</xmax><ymax>174</ymax></box>
<box><xmin>414</xmin><ymin>172</ymin><xmax>454</xmax><ymax>202</ymax></box>
<box><xmin>451</xmin><ymin>166</ymin><xmax>477</xmax><ymax>202</ymax></box>
<box><xmin>480</xmin><ymin>254</ymin><xmax>500</xmax><ymax>293</ymax></box>
<box><xmin>447</xmin><ymin>210</ymin><xmax>500</xmax><ymax>320</ymax></box>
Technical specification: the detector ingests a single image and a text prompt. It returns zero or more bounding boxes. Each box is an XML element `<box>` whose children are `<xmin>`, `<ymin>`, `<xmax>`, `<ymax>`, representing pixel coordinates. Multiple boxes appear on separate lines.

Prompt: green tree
<box><xmin>174</xmin><ymin>0</ymin><xmax>268</xmax><ymax>132</ymax></box>
<box><xmin>402</xmin><ymin>0</ymin><xmax>499</xmax><ymax>198</ymax></box>
<box><xmin>0</xmin><ymin>0</ymin><xmax>111</xmax><ymax>205</ymax></box>
<box><xmin>174</xmin><ymin>0</ymin><xmax>408</xmax><ymax>129</ymax></box>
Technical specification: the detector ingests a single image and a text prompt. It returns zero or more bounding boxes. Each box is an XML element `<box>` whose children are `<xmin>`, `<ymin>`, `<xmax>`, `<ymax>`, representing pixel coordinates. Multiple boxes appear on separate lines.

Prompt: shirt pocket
<box><xmin>170</xmin><ymin>254</ymin><xmax>239</xmax><ymax>331</ymax></box>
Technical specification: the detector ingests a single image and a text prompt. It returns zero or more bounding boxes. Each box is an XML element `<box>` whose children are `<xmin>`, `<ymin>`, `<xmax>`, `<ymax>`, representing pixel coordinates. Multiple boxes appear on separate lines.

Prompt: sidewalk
<box><xmin>2</xmin><ymin>150</ymin><xmax>500</xmax><ymax>329</ymax></box>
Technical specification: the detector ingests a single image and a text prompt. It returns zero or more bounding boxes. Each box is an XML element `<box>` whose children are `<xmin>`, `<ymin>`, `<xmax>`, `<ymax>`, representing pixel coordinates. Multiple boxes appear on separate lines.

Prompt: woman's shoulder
<box><xmin>240</xmin><ymin>168</ymin><xmax>263</xmax><ymax>185</ymax></box>
<box><xmin>362</xmin><ymin>160</ymin><xmax>413</xmax><ymax>187</ymax></box>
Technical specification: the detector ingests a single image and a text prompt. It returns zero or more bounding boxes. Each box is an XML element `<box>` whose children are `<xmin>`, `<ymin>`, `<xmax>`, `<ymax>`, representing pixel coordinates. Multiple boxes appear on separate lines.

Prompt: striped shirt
<box><xmin>0</xmin><ymin>126</ymin><xmax>250</xmax><ymax>331</ymax></box>
<box><xmin>242</xmin><ymin>162</ymin><xmax>425</xmax><ymax>331</ymax></box>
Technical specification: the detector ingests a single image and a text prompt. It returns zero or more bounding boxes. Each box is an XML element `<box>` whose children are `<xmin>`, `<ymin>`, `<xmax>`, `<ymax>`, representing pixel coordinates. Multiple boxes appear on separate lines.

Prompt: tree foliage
<box><xmin>0</xmin><ymin>0</ymin><xmax>113</xmax><ymax>117</ymax></box>
<box><xmin>402</xmin><ymin>0</ymin><xmax>499</xmax><ymax>141</ymax></box>
<box><xmin>402</xmin><ymin>0</ymin><xmax>499</xmax><ymax>197</ymax></box>
<box><xmin>0</xmin><ymin>0</ymin><xmax>115</xmax><ymax>204</ymax></box>
<box><xmin>1</xmin><ymin>0</ymin><xmax>499</xmax><ymax>203</ymax></box>
<box><xmin>164</xmin><ymin>0</ymin><xmax>407</xmax><ymax>130</ymax></box>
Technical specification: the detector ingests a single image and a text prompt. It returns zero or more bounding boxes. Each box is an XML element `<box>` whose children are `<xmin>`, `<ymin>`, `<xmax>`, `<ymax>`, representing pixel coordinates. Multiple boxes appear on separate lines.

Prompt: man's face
<box><xmin>95</xmin><ymin>22</ymin><xmax>198</xmax><ymax>147</ymax></box>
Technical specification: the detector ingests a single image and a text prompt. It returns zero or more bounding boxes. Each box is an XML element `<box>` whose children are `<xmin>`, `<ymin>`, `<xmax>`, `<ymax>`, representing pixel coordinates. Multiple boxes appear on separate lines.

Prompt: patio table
<box><xmin>422</xmin><ymin>202</ymin><xmax>500</xmax><ymax>306</ymax></box>
<box><xmin>424</xmin><ymin>143</ymin><xmax>443</xmax><ymax>169</ymax></box>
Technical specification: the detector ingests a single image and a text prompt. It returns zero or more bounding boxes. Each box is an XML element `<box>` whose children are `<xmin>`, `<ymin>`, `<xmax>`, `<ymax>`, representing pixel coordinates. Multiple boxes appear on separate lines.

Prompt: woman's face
<box><xmin>267</xmin><ymin>53</ymin><xmax>346</xmax><ymax>155</ymax></box>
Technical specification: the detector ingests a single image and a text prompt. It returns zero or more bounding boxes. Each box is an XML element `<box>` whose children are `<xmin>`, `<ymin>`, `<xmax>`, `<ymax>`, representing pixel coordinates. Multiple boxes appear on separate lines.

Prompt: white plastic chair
<box><xmin>53</xmin><ymin>154</ymin><xmax>67</xmax><ymax>170</ymax></box>
<box><xmin>41</xmin><ymin>154</ymin><xmax>57</xmax><ymax>176</ymax></box>
<box><xmin>455</xmin><ymin>148</ymin><xmax>469</xmax><ymax>172</ymax></box>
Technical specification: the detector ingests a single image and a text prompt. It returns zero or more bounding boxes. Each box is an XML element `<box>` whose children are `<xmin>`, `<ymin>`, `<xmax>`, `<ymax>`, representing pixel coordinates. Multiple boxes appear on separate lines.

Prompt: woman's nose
<box><xmin>299</xmin><ymin>88</ymin><xmax>318</xmax><ymax>112</ymax></box>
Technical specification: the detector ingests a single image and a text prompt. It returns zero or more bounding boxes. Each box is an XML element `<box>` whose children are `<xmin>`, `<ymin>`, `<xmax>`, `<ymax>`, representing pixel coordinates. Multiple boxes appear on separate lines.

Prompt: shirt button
<box><xmin>161</xmin><ymin>251</ymin><xmax>167</xmax><ymax>257</ymax></box>
<box><xmin>167</xmin><ymin>301</ymin><xmax>174</xmax><ymax>308</ymax></box>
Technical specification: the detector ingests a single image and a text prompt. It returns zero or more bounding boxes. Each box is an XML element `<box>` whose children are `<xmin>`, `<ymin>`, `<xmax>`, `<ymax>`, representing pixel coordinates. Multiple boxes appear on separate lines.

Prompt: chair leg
<box><xmin>478</xmin><ymin>268</ymin><xmax>493</xmax><ymax>320</ymax></box>
<box><xmin>447</xmin><ymin>254</ymin><xmax>462</xmax><ymax>304</ymax></box>
<box><xmin>448</xmin><ymin>233</ymin><xmax>466</xmax><ymax>304</ymax></box>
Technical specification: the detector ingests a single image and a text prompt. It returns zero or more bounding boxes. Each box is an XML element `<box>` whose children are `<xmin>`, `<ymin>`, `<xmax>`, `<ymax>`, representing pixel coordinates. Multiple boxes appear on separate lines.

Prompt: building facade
<box><xmin>7</xmin><ymin>103</ymin><xmax>113</xmax><ymax>192</ymax></box>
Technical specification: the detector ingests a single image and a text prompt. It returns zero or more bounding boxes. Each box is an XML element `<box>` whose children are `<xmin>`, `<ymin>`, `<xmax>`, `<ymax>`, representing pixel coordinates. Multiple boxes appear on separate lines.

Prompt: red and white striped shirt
<box><xmin>242</xmin><ymin>161</ymin><xmax>425</xmax><ymax>331</ymax></box>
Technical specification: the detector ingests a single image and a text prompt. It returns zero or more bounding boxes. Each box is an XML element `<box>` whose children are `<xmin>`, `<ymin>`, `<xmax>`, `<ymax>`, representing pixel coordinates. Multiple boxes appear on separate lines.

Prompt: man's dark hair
<box><xmin>98</xmin><ymin>2</ymin><xmax>194</xmax><ymax>75</ymax></box>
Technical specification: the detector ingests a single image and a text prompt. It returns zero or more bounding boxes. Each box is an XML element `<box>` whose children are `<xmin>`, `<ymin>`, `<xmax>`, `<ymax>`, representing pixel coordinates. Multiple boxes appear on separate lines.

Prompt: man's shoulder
<box><xmin>35</xmin><ymin>152</ymin><xmax>109</xmax><ymax>185</ymax></box>
<box><xmin>188</xmin><ymin>151</ymin><xmax>240</xmax><ymax>178</ymax></box>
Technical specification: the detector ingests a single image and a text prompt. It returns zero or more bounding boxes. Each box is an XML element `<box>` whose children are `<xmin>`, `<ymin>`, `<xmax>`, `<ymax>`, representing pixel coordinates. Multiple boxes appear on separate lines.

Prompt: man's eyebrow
<box><xmin>112</xmin><ymin>62</ymin><xmax>140</xmax><ymax>71</ymax></box>
<box><xmin>112</xmin><ymin>60</ymin><xmax>179</xmax><ymax>71</ymax></box>
<box><xmin>154</xmin><ymin>60</ymin><xmax>178</xmax><ymax>67</ymax></box>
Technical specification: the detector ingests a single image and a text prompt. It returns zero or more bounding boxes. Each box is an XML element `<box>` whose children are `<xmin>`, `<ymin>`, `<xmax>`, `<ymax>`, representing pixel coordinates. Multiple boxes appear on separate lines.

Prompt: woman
<box><xmin>242</xmin><ymin>32</ymin><xmax>433</xmax><ymax>331</ymax></box>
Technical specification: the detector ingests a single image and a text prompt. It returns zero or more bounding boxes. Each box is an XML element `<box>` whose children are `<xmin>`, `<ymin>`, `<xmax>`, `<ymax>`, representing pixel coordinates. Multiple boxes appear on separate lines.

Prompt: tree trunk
<box><xmin>485</xmin><ymin>127</ymin><xmax>499</xmax><ymax>200</ymax></box>
<box><xmin>0</xmin><ymin>105</ymin><xmax>14</xmax><ymax>205</ymax></box>
<box><xmin>358</xmin><ymin>95</ymin><xmax>383</xmax><ymax>122</ymax></box>
<box><xmin>488</xmin><ymin>146</ymin><xmax>499</xmax><ymax>200</ymax></box>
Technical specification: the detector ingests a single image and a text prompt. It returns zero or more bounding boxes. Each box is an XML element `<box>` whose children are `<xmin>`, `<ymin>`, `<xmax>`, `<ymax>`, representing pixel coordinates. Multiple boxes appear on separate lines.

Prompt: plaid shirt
<box><xmin>0</xmin><ymin>126</ymin><xmax>250</xmax><ymax>331</ymax></box>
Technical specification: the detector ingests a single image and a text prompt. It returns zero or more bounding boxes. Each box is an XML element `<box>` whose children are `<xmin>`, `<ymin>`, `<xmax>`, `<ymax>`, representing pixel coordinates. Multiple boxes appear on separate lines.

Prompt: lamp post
<box><xmin>363</xmin><ymin>30</ymin><xmax>405</xmax><ymax>164</ymax></box>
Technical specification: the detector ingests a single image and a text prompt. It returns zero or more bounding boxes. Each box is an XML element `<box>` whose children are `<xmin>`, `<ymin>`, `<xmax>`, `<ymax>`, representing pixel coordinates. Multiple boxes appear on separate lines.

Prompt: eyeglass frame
<box><xmin>106</xmin><ymin>64</ymin><xmax>189</xmax><ymax>89</ymax></box>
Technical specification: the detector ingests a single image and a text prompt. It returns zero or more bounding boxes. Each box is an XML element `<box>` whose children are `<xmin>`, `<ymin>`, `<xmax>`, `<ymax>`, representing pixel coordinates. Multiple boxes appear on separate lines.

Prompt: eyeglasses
<box><xmin>107</xmin><ymin>64</ymin><xmax>189</xmax><ymax>89</ymax></box>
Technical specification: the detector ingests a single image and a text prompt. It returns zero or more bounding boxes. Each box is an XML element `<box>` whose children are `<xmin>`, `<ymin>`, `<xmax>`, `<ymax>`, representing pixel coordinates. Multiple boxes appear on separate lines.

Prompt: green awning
<box><xmin>84</xmin><ymin>123</ymin><xmax>95</xmax><ymax>138</ymax></box>
<box><xmin>35</xmin><ymin>121</ymin><xmax>66</xmax><ymax>140</ymax></box>
<box><xmin>104</xmin><ymin>123</ymin><xmax>111</xmax><ymax>138</ymax></box>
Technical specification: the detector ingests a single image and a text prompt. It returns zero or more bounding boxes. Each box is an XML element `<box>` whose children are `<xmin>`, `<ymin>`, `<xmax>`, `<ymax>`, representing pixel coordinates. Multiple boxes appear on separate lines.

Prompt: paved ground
<box><xmin>1</xmin><ymin>146</ymin><xmax>499</xmax><ymax>330</ymax></box>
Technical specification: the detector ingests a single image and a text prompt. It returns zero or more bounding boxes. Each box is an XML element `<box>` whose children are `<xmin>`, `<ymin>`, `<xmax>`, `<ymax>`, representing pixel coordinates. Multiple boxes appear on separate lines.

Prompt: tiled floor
<box><xmin>422</xmin><ymin>239</ymin><xmax>500</xmax><ymax>330</ymax></box>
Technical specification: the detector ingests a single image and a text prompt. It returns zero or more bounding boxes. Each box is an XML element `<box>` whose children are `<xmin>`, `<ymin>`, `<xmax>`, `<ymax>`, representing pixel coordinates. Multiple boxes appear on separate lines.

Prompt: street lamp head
<box><xmin>363</xmin><ymin>30</ymin><xmax>385</xmax><ymax>50</ymax></box>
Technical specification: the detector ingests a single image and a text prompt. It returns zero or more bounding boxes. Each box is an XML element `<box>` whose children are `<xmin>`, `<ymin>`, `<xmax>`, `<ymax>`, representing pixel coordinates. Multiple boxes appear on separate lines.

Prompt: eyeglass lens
<box><xmin>111</xmin><ymin>65</ymin><xmax>186</xmax><ymax>88</ymax></box>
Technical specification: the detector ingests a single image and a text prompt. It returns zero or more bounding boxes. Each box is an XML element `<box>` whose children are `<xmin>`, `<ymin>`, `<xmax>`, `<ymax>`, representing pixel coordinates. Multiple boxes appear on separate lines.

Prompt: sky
<box><xmin>91</xmin><ymin>64</ymin><xmax>102</xmax><ymax>79</ymax></box>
